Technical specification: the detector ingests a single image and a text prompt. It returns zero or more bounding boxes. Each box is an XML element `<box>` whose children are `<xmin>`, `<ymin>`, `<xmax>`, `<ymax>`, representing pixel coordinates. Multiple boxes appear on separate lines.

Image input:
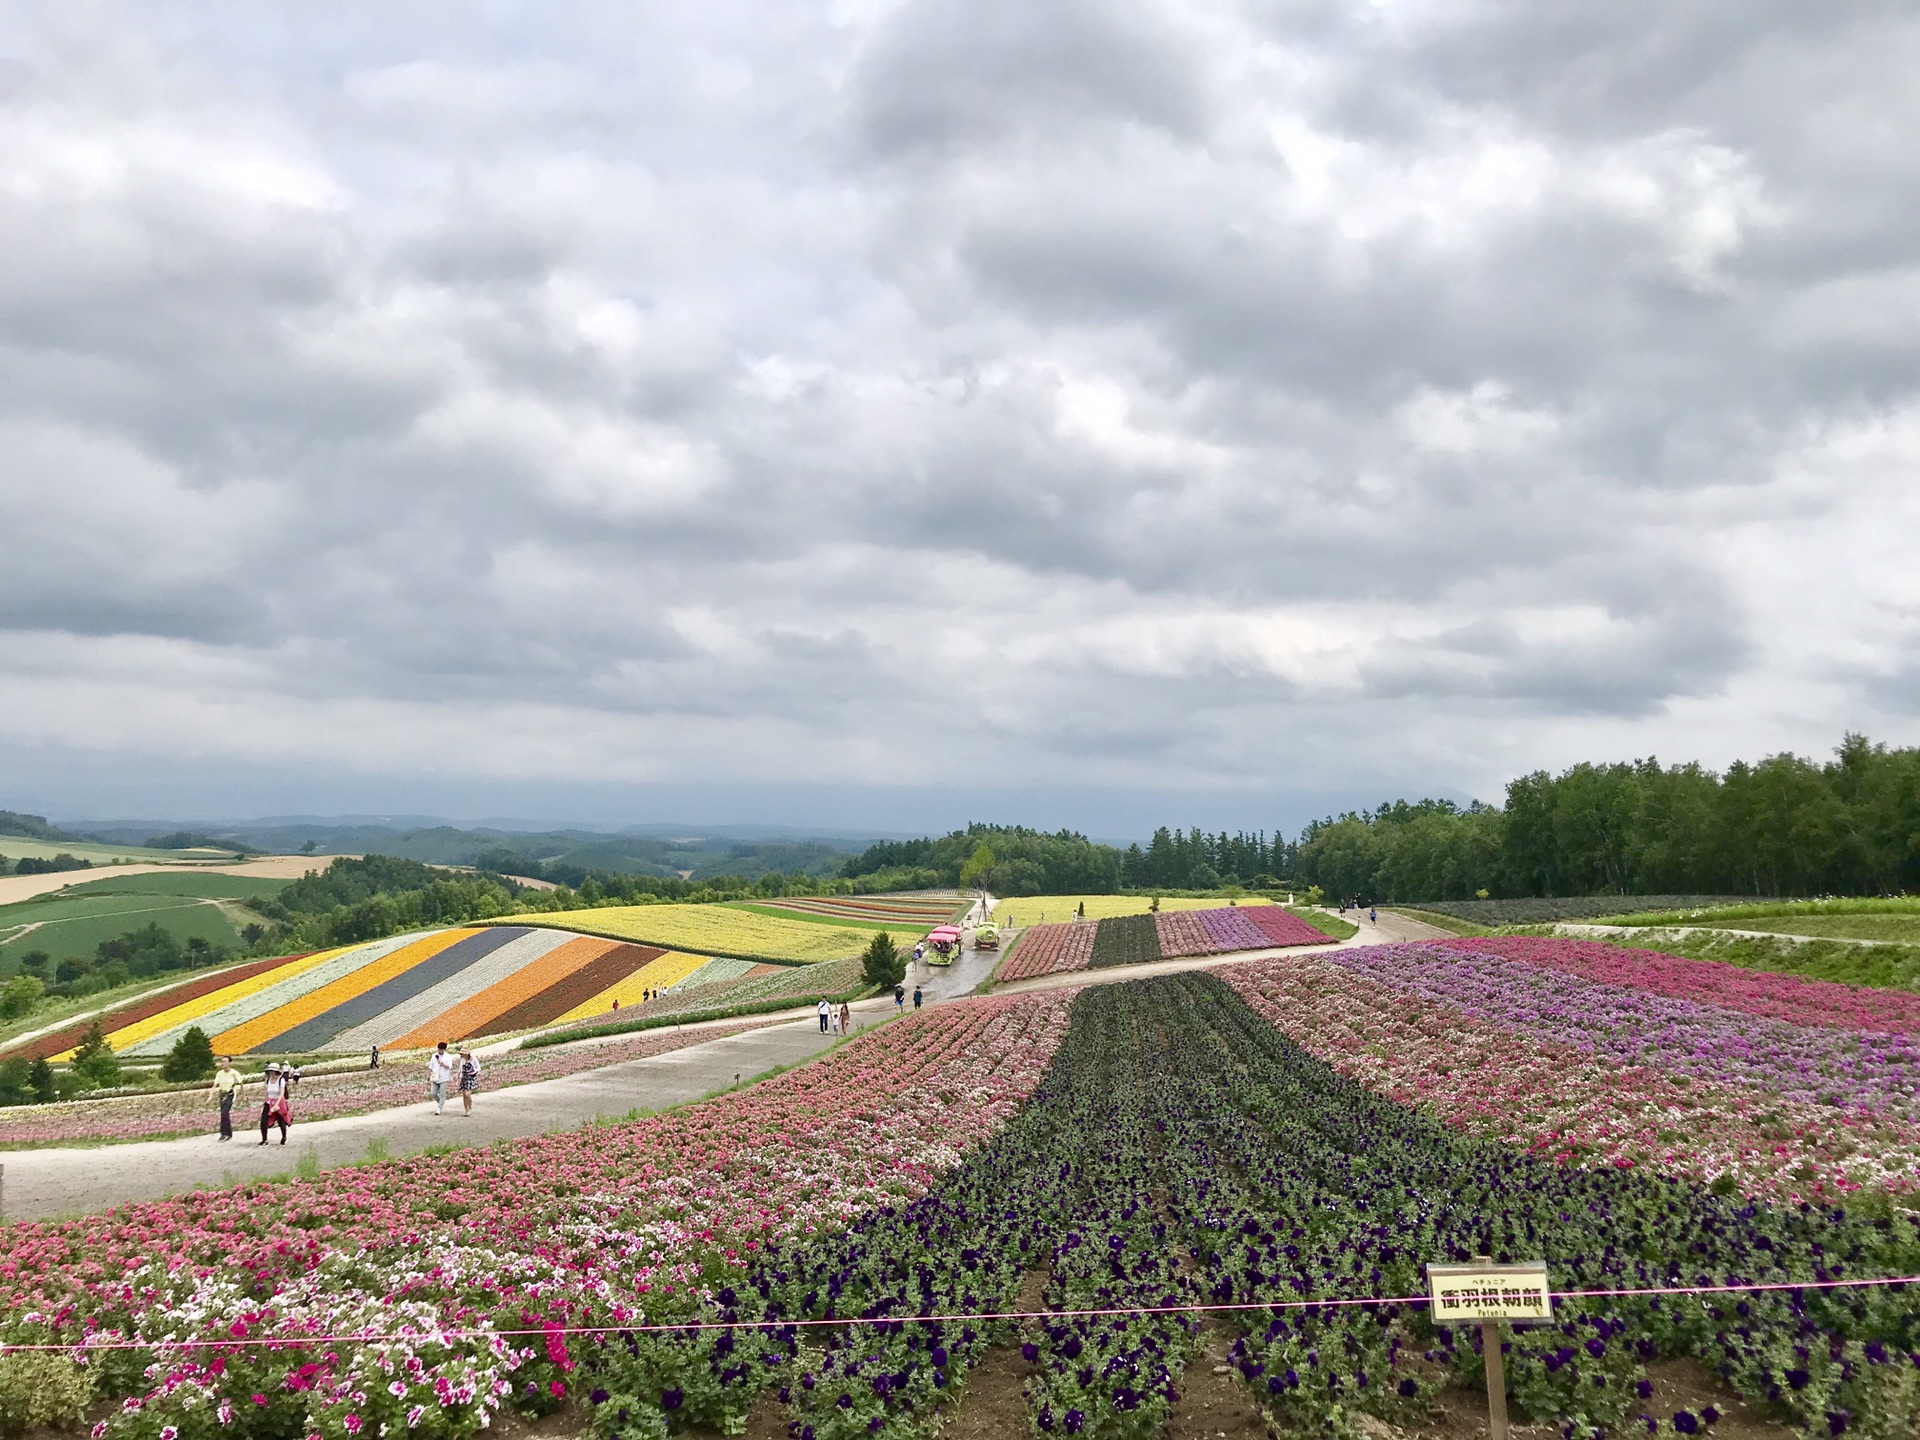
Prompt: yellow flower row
<box><xmin>554</xmin><ymin>949</ymin><xmax>710</xmax><ymax>1024</ymax></box>
<box><xmin>991</xmin><ymin>895</ymin><xmax>1282</xmax><ymax>926</ymax></box>
<box><xmin>518</xmin><ymin>904</ymin><xmax>868</xmax><ymax>964</ymax></box>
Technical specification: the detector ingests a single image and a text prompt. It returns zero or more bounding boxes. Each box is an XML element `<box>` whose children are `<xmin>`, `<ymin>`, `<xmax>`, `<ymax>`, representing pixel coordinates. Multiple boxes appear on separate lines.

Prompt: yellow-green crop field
<box><xmin>511</xmin><ymin>903</ymin><xmax>873</xmax><ymax>963</ymax></box>
<box><xmin>991</xmin><ymin>895</ymin><xmax>1281</xmax><ymax>926</ymax></box>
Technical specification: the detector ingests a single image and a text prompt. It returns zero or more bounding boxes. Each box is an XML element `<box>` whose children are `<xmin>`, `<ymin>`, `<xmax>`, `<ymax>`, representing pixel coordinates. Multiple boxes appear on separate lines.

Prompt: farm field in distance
<box><xmin>0</xmin><ymin>883</ymin><xmax>272</xmax><ymax>969</ymax></box>
<box><xmin>991</xmin><ymin>892</ymin><xmax>1288</xmax><ymax>925</ymax></box>
<box><xmin>0</xmin><ymin>835</ymin><xmax>239</xmax><ymax>865</ymax></box>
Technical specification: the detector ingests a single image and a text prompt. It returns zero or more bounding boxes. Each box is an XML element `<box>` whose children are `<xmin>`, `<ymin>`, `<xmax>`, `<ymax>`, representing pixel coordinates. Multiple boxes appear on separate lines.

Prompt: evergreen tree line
<box><xmin>1293</xmin><ymin>734</ymin><xmax>1920</xmax><ymax>902</ymax></box>
<box><xmin>843</xmin><ymin>735</ymin><xmax>1920</xmax><ymax>904</ymax></box>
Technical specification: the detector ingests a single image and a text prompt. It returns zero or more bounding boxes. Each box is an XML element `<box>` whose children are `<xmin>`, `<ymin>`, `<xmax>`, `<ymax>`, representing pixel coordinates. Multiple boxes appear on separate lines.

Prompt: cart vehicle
<box><xmin>971</xmin><ymin>923</ymin><xmax>1000</xmax><ymax>950</ymax></box>
<box><xmin>925</xmin><ymin>924</ymin><xmax>962</xmax><ymax>965</ymax></box>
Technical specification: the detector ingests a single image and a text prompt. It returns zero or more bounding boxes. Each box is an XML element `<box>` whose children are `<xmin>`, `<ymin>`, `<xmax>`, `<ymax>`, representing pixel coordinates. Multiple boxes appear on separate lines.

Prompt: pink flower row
<box><xmin>1221</xmin><ymin>950</ymin><xmax>1920</xmax><ymax>1202</ymax></box>
<box><xmin>996</xmin><ymin>921</ymin><xmax>1096</xmax><ymax>981</ymax></box>
<box><xmin>1440</xmin><ymin>934</ymin><xmax>1920</xmax><ymax>1035</ymax></box>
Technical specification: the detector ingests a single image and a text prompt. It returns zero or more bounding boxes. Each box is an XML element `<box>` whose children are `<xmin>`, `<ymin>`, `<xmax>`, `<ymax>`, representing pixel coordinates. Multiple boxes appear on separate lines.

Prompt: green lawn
<box><xmin>1695</xmin><ymin>913</ymin><xmax>1920</xmax><ymax>944</ymax></box>
<box><xmin>72</xmin><ymin>872</ymin><xmax>289</xmax><ymax>900</ymax></box>
<box><xmin>0</xmin><ymin>892</ymin><xmax>254</xmax><ymax>970</ymax></box>
<box><xmin>0</xmin><ymin>836</ymin><xmax>237</xmax><ymax>864</ymax></box>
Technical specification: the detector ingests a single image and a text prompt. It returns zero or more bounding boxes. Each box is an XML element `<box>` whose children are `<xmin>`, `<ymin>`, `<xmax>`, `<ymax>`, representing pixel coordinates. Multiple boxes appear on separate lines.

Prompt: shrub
<box><xmin>161</xmin><ymin>1025</ymin><xmax>217</xmax><ymax>1082</ymax></box>
<box><xmin>0</xmin><ymin>975</ymin><xmax>42</xmax><ymax>1021</ymax></box>
<box><xmin>0</xmin><ymin>1349</ymin><xmax>93</xmax><ymax>1435</ymax></box>
<box><xmin>26</xmin><ymin>1057</ymin><xmax>55</xmax><ymax>1103</ymax></box>
<box><xmin>70</xmin><ymin>1018</ymin><xmax>120</xmax><ymax>1088</ymax></box>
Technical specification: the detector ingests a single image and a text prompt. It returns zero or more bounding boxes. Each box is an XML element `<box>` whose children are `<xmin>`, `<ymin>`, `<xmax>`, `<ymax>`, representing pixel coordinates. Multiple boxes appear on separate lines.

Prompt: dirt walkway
<box><xmin>0</xmin><ymin>1001</ymin><xmax>898</xmax><ymax>1221</ymax></box>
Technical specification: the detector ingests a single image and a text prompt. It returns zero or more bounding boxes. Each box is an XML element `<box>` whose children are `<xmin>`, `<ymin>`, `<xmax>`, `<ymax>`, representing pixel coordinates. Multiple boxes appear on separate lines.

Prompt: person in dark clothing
<box><xmin>912</xmin><ymin>985</ymin><xmax>923</xmax><ymax>1009</ymax></box>
<box><xmin>894</xmin><ymin>984</ymin><xmax>905</xmax><ymax>1010</ymax></box>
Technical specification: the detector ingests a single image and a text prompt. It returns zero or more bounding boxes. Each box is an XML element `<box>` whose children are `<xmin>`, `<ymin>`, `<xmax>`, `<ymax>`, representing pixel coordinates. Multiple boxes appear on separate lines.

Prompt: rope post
<box><xmin>1474</xmin><ymin>1255</ymin><xmax>1509</xmax><ymax>1440</ymax></box>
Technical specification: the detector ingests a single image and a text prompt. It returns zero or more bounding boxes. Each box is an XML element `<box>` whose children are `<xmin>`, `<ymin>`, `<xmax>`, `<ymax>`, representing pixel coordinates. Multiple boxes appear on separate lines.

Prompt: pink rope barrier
<box><xmin>3</xmin><ymin>1272</ymin><xmax>1914</xmax><ymax>1354</ymax></box>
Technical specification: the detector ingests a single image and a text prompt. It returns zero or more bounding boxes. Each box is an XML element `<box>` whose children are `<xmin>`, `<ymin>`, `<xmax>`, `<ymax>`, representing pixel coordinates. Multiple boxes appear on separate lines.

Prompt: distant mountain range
<box><xmin>44</xmin><ymin>815</ymin><xmax>917</xmax><ymax>881</ymax></box>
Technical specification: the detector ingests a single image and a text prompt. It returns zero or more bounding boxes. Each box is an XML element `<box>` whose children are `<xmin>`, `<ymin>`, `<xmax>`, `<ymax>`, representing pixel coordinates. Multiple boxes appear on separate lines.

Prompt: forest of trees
<box><xmin>1293</xmin><ymin>734</ymin><xmax>1920</xmax><ymax>902</ymax></box>
<box><xmin>845</xmin><ymin>735</ymin><xmax>1920</xmax><ymax>904</ymax></box>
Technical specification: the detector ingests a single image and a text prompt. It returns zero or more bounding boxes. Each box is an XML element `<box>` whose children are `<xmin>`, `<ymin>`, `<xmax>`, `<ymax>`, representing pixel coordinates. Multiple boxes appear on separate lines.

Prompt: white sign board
<box><xmin>1426</xmin><ymin>1262</ymin><xmax>1552</xmax><ymax>1322</ymax></box>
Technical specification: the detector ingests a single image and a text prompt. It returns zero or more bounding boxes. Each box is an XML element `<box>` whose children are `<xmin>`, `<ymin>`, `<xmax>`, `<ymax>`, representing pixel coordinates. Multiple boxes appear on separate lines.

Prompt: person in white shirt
<box><xmin>258</xmin><ymin>1063</ymin><xmax>290</xmax><ymax>1146</ymax></box>
<box><xmin>427</xmin><ymin>1042</ymin><xmax>455</xmax><ymax>1115</ymax></box>
<box><xmin>816</xmin><ymin>998</ymin><xmax>831</xmax><ymax>1033</ymax></box>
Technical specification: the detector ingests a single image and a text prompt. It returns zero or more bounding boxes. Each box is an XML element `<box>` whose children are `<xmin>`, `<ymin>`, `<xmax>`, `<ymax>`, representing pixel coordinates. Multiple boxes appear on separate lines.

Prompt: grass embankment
<box><xmin>1386</xmin><ymin>908</ymin><xmax>1496</xmax><ymax>936</ymax></box>
<box><xmin>1293</xmin><ymin>907</ymin><xmax>1358</xmax><ymax>940</ymax></box>
<box><xmin>1591</xmin><ymin>895</ymin><xmax>1920</xmax><ymax>940</ymax></box>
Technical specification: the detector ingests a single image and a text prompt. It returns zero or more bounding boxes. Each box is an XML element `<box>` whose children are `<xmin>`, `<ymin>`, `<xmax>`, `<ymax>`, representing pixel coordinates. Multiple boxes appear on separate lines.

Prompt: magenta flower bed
<box><xmin>1222</xmin><ymin>947</ymin><xmax>1920</xmax><ymax>1200</ymax></box>
<box><xmin>1331</xmin><ymin>942</ymin><xmax>1920</xmax><ymax>1122</ymax></box>
<box><xmin>1199</xmin><ymin>906</ymin><xmax>1271</xmax><ymax>951</ymax></box>
<box><xmin>996</xmin><ymin>921</ymin><xmax>1097</xmax><ymax>981</ymax></box>
<box><xmin>1244</xmin><ymin>905</ymin><xmax>1333</xmax><ymax>947</ymax></box>
<box><xmin>1440</xmin><ymin>934</ymin><xmax>1920</xmax><ymax>1034</ymax></box>
<box><xmin>1152</xmin><ymin>909</ymin><xmax>1214</xmax><ymax>957</ymax></box>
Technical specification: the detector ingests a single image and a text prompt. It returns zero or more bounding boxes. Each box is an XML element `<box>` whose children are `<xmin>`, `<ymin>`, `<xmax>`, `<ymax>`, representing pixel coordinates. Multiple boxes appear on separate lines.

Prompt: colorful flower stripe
<box><xmin>474</xmin><ymin>940</ymin><xmax>652</xmax><ymax>1034</ymax></box>
<box><xmin>123</xmin><ymin>934</ymin><xmax>423</xmax><ymax>1058</ymax></box>
<box><xmin>385</xmin><ymin>934</ymin><xmax>625</xmax><ymax>1049</ymax></box>
<box><xmin>514</xmin><ymin>902</ymin><xmax>871</xmax><ymax>962</ymax></box>
<box><xmin>994</xmin><ymin>921</ymin><xmax>1096</xmax><ymax>981</ymax></box>
<box><xmin>213</xmin><ymin>928</ymin><xmax>482</xmax><ymax>1054</ymax></box>
<box><xmin>12</xmin><ymin>952</ymin><xmax>313</xmax><ymax>1061</ymax></box>
<box><xmin>1439</xmin><ymin>933</ymin><xmax>1920</xmax><ymax>1035</ymax></box>
<box><xmin>267</xmin><ymin>928</ymin><xmax>530</xmax><ymax>1054</ymax></box>
<box><xmin>1199</xmin><ymin>905</ymin><xmax>1271</xmax><ymax>951</ymax></box>
<box><xmin>670</xmin><ymin>955</ymin><xmax>755</xmax><ymax>991</ymax></box>
<box><xmin>1152</xmin><ymin>908</ymin><xmax>1214</xmax><ymax>957</ymax></box>
<box><xmin>1220</xmin><ymin>951</ymin><xmax>1920</xmax><ymax>1199</ymax></box>
<box><xmin>324</xmin><ymin>928</ymin><xmax>578</xmax><ymax>1054</ymax></box>
<box><xmin>1329</xmin><ymin>942</ymin><xmax>1920</xmax><ymax>1123</ymax></box>
<box><xmin>64</xmin><ymin>949</ymin><xmax>349</xmax><ymax>1060</ymax></box>
<box><xmin>1244</xmin><ymin>904</ymin><xmax>1335</xmax><ymax>946</ymax></box>
<box><xmin>553</xmin><ymin>948</ymin><xmax>710</xmax><ymax>1022</ymax></box>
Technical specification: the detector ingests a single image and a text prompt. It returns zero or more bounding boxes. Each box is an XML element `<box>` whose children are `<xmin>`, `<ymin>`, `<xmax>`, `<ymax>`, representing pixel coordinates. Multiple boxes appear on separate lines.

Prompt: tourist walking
<box><xmin>894</xmin><ymin>984</ymin><xmax>905</xmax><ymax>1011</ymax></box>
<box><xmin>427</xmin><ymin>1041</ymin><xmax>455</xmax><ymax>1115</ymax></box>
<box><xmin>912</xmin><ymin>984</ymin><xmax>923</xmax><ymax>1010</ymax></box>
<box><xmin>369</xmin><ymin>1044</ymin><xmax>380</xmax><ymax>1070</ymax></box>
<box><xmin>210</xmin><ymin>1054</ymin><xmax>242</xmax><ymax>1141</ymax></box>
<box><xmin>828</xmin><ymin>1003</ymin><xmax>842</xmax><ymax>1036</ymax></box>
<box><xmin>257</xmin><ymin>1062</ymin><xmax>290</xmax><ymax>1146</ymax></box>
<box><xmin>817</xmin><ymin>998</ymin><xmax>831</xmax><ymax>1033</ymax></box>
<box><xmin>838</xmin><ymin>1000</ymin><xmax>852</xmax><ymax>1036</ymax></box>
<box><xmin>457</xmin><ymin>1047</ymin><xmax>482</xmax><ymax>1115</ymax></box>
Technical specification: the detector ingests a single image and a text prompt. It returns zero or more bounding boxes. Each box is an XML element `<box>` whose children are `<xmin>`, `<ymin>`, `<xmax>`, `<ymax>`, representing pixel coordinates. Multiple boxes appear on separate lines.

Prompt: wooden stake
<box><xmin>1475</xmin><ymin>1255</ymin><xmax>1509</xmax><ymax>1440</ymax></box>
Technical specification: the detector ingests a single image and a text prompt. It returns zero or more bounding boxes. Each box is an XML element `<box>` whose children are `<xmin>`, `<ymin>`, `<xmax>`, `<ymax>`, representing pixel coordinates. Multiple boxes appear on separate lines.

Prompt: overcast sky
<box><xmin>3</xmin><ymin>2</ymin><xmax>1919</xmax><ymax>838</ymax></box>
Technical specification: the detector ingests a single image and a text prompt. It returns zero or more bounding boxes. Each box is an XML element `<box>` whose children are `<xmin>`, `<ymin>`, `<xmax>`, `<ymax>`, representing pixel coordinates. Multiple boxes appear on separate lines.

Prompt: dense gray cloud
<box><xmin>2</xmin><ymin>0</ymin><xmax>1919</xmax><ymax>829</ymax></box>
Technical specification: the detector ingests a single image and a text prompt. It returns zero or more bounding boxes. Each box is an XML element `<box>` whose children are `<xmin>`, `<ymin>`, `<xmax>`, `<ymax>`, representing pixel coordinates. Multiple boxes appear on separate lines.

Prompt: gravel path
<box><xmin>0</xmin><ymin>1001</ymin><xmax>896</xmax><ymax>1221</ymax></box>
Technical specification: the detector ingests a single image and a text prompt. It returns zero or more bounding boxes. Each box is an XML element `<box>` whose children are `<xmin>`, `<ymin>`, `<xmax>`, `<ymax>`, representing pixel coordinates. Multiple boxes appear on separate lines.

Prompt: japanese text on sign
<box><xmin>1426</xmin><ymin>1262</ymin><xmax>1552</xmax><ymax>1321</ymax></box>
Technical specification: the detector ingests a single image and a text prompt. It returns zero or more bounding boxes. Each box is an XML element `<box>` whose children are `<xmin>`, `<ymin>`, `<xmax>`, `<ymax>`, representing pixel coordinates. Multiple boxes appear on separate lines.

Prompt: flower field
<box><xmin>995</xmin><ymin>920</ymin><xmax>1098</xmax><ymax>982</ymax></box>
<box><xmin>8</xmin><ymin>934</ymin><xmax>1920</xmax><ymax>1440</ymax></box>
<box><xmin>10</xmin><ymin>927</ymin><xmax>801</xmax><ymax>1060</ymax></box>
<box><xmin>517</xmin><ymin>903</ymin><xmax>875</xmax><ymax>963</ymax></box>
<box><xmin>0</xmin><ymin>994</ymin><xmax>1074</xmax><ymax>1440</ymax></box>
<box><xmin>0</xmin><ymin>1015</ymin><xmax>786</xmax><ymax>1145</ymax></box>
<box><xmin>992</xmin><ymin>894</ymin><xmax>1247</xmax><ymax>926</ymax></box>
<box><xmin>994</xmin><ymin>903</ymin><xmax>1335</xmax><ymax>981</ymax></box>
<box><xmin>751</xmin><ymin>894</ymin><xmax>966</xmax><ymax>926</ymax></box>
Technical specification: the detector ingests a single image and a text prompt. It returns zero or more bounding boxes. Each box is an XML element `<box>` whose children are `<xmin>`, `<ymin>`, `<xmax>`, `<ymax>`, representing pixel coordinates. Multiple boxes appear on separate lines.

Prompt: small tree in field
<box><xmin>27</xmin><ymin>1057</ymin><xmax>56</xmax><ymax>1103</ymax></box>
<box><xmin>70</xmin><ymin>1020</ymin><xmax>120</xmax><ymax>1089</ymax></box>
<box><xmin>862</xmin><ymin>931</ymin><xmax>905</xmax><ymax>989</ymax></box>
<box><xmin>161</xmin><ymin>1025</ymin><xmax>216</xmax><ymax>1082</ymax></box>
